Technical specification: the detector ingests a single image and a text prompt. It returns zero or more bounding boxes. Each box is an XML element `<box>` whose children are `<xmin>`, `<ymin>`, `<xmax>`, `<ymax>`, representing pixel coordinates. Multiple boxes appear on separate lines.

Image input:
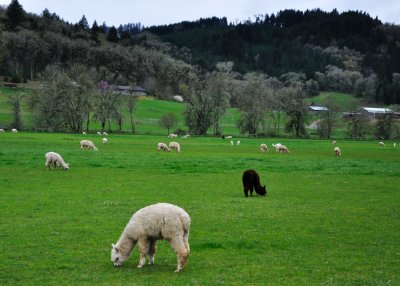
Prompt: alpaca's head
<box><xmin>63</xmin><ymin>163</ymin><xmax>69</xmax><ymax>170</ymax></box>
<box><xmin>256</xmin><ymin>185</ymin><xmax>267</xmax><ymax>196</ymax></box>
<box><xmin>111</xmin><ymin>244</ymin><xmax>128</xmax><ymax>266</ymax></box>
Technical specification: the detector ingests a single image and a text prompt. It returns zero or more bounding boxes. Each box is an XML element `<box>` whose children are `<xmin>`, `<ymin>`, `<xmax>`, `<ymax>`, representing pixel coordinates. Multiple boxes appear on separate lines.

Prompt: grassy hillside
<box><xmin>0</xmin><ymin>133</ymin><xmax>399</xmax><ymax>285</ymax></box>
<box><xmin>0</xmin><ymin>87</ymin><xmax>387</xmax><ymax>138</ymax></box>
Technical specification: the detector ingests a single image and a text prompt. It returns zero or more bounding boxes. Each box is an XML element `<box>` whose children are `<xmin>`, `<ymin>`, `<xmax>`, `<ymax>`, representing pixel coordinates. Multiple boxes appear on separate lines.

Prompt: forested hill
<box><xmin>1</xmin><ymin>0</ymin><xmax>400</xmax><ymax>104</ymax></box>
<box><xmin>146</xmin><ymin>10</ymin><xmax>386</xmax><ymax>76</ymax></box>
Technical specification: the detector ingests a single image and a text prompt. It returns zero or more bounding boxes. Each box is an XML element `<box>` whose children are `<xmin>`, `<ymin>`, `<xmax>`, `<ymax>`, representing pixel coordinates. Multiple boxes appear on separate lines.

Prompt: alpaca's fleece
<box><xmin>103</xmin><ymin>138</ymin><xmax>108</xmax><ymax>144</ymax></box>
<box><xmin>11</xmin><ymin>128</ymin><xmax>17</xmax><ymax>133</ymax></box>
<box><xmin>157</xmin><ymin>142</ymin><xmax>170</xmax><ymax>152</ymax></box>
<box><xmin>80</xmin><ymin>140</ymin><xmax>98</xmax><ymax>151</ymax></box>
<box><xmin>334</xmin><ymin>147</ymin><xmax>341</xmax><ymax>157</ymax></box>
<box><xmin>45</xmin><ymin>152</ymin><xmax>69</xmax><ymax>170</ymax></box>
<box><xmin>272</xmin><ymin>143</ymin><xmax>282</xmax><ymax>152</ymax></box>
<box><xmin>111</xmin><ymin>203</ymin><xmax>190</xmax><ymax>272</ymax></box>
<box><xmin>168</xmin><ymin>142</ymin><xmax>181</xmax><ymax>152</ymax></box>
<box><xmin>260</xmin><ymin>144</ymin><xmax>268</xmax><ymax>152</ymax></box>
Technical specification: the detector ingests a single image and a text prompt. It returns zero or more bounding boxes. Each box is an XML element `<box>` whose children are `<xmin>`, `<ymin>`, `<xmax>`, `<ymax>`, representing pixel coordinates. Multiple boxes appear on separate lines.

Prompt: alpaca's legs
<box><xmin>148</xmin><ymin>240</ymin><xmax>157</xmax><ymax>265</ymax></box>
<box><xmin>137</xmin><ymin>238</ymin><xmax>150</xmax><ymax>268</ymax></box>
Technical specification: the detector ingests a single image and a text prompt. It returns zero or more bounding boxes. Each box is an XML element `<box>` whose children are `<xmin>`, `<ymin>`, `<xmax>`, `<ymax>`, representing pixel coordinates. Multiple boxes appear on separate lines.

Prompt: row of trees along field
<box><xmin>1</xmin><ymin>0</ymin><xmax>400</xmax><ymax>138</ymax></box>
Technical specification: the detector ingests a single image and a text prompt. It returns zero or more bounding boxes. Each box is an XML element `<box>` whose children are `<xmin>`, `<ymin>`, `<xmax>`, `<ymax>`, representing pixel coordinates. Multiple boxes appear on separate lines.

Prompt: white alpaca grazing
<box><xmin>45</xmin><ymin>152</ymin><xmax>69</xmax><ymax>170</ymax></box>
<box><xmin>169</xmin><ymin>141</ymin><xmax>181</xmax><ymax>152</ymax></box>
<box><xmin>378</xmin><ymin>141</ymin><xmax>385</xmax><ymax>147</ymax></box>
<box><xmin>230</xmin><ymin>140</ymin><xmax>234</xmax><ymax>146</ymax></box>
<box><xmin>272</xmin><ymin>143</ymin><xmax>282</xmax><ymax>152</ymax></box>
<box><xmin>278</xmin><ymin>145</ymin><xmax>290</xmax><ymax>154</ymax></box>
<box><xmin>225</xmin><ymin>135</ymin><xmax>232</xmax><ymax>139</ymax></box>
<box><xmin>11</xmin><ymin>128</ymin><xmax>17</xmax><ymax>133</ymax></box>
<box><xmin>168</xmin><ymin>133</ymin><xmax>177</xmax><ymax>138</ymax></box>
<box><xmin>103</xmin><ymin>138</ymin><xmax>108</xmax><ymax>144</ymax></box>
<box><xmin>157</xmin><ymin>142</ymin><xmax>171</xmax><ymax>152</ymax></box>
<box><xmin>237</xmin><ymin>140</ymin><xmax>240</xmax><ymax>146</ymax></box>
<box><xmin>260</xmin><ymin>143</ymin><xmax>268</xmax><ymax>152</ymax></box>
<box><xmin>103</xmin><ymin>131</ymin><xmax>108</xmax><ymax>136</ymax></box>
<box><xmin>332</xmin><ymin>140</ymin><xmax>336</xmax><ymax>145</ymax></box>
<box><xmin>111</xmin><ymin>203</ymin><xmax>191</xmax><ymax>272</ymax></box>
<box><xmin>334</xmin><ymin>146</ymin><xmax>341</xmax><ymax>157</ymax></box>
<box><xmin>80</xmin><ymin>139</ymin><xmax>98</xmax><ymax>151</ymax></box>
<box><xmin>0</xmin><ymin>128</ymin><xmax>4</xmax><ymax>132</ymax></box>
<box><xmin>97</xmin><ymin>131</ymin><xmax>102</xmax><ymax>135</ymax></box>
<box><xmin>82</xmin><ymin>131</ymin><xmax>87</xmax><ymax>135</ymax></box>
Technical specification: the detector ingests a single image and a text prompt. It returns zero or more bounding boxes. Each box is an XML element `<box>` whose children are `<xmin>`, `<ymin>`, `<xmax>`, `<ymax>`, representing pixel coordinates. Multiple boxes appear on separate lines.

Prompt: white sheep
<box><xmin>168</xmin><ymin>133</ymin><xmax>177</xmax><ymax>138</ymax></box>
<box><xmin>103</xmin><ymin>131</ymin><xmax>108</xmax><ymax>136</ymax></box>
<box><xmin>82</xmin><ymin>131</ymin><xmax>87</xmax><ymax>135</ymax></box>
<box><xmin>334</xmin><ymin>146</ymin><xmax>341</xmax><ymax>157</ymax></box>
<box><xmin>97</xmin><ymin>131</ymin><xmax>102</xmax><ymax>135</ymax></box>
<box><xmin>237</xmin><ymin>140</ymin><xmax>241</xmax><ymax>146</ymax></box>
<box><xmin>111</xmin><ymin>203</ymin><xmax>191</xmax><ymax>272</ymax></box>
<box><xmin>332</xmin><ymin>140</ymin><xmax>336</xmax><ymax>145</ymax></box>
<box><xmin>157</xmin><ymin>142</ymin><xmax>171</xmax><ymax>152</ymax></box>
<box><xmin>80</xmin><ymin>139</ymin><xmax>98</xmax><ymax>151</ymax></box>
<box><xmin>379</xmin><ymin>141</ymin><xmax>385</xmax><ymax>147</ymax></box>
<box><xmin>0</xmin><ymin>128</ymin><xmax>4</xmax><ymax>132</ymax></box>
<box><xmin>11</xmin><ymin>128</ymin><xmax>17</xmax><ymax>133</ymax></box>
<box><xmin>103</xmin><ymin>138</ymin><xmax>108</xmax><ymax>144</ymax></box>
<box><xmin>45</xmin><ymin>152</ymin><xmax>69</xmax><ymax>170</ymax></box>
<box><xmin>169</xmin><ymin>141</ymin><xmax>181</xmax><ymax>152</ymax></box>
<box><xmin>260</xmin><ymin>143</ymin><xmax>268</xmax><ymax>152</ymax></box>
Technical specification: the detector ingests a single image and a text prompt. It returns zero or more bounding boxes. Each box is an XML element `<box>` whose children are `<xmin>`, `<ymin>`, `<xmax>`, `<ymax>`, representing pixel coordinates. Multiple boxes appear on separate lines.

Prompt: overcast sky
<box><xmin>1</xmin><ymin>0</ymin><xmax>400</xmax><ymax>27</ymax></box>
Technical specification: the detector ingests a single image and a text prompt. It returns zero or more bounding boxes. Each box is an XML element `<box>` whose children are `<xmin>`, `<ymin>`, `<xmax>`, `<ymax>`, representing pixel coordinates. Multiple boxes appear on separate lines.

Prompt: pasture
<box><xmin>0</xmin><ymin>132</ymin><xmax>399</xmax><ymax>285</ymax></box>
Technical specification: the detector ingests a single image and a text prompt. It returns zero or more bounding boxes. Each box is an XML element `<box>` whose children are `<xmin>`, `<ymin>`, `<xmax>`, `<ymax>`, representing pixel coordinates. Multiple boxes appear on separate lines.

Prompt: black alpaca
<box><xmin>242</xmin><ymin>169</ymin><xmax>267</xmax><ymax>197</ymax></box>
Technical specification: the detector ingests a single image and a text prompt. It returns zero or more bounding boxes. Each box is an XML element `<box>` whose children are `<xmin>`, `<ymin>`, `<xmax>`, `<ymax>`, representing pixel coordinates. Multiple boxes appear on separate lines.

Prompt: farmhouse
<box><xmin>308</xmin><ymin>105</ymin><xmax>328</xmax><ymax>114</ymax></box>
<box><xmin>356</xmin><ymin>107</ymin><xmax>393</xmax><ymax>118</ymax></box>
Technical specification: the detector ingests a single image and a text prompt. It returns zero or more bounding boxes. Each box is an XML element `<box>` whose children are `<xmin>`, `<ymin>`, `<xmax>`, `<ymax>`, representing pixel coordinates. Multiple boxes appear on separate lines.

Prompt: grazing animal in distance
<box><xmin>157</xmin><ymin>142</ymin><xmax>171</xmax><ymax>152</ymax></box>
<box><xmin>334</xmin><ymin>146</ymin><xmax>341</xmax><ymax>157</ymax></box>
<box><xmin>332</xmin><ymin>140</ymin><xmax>336</xmax><ymax>145</ymax></box>
<box><xmin>45</xmin><ymin>152</ymin><xmax>69</xmax><ymax>170</ymax></box>
<box><xmin>111</xmin><ymin>203</ymin><xmax>190</xmax><ymax>272</ymax></box>
<box><xmin>242</xmin><ymin>169</ymin><xmax>267</xmax><ymax>197</ymax></box>
<box><xmin>260</xmin><ymin>143</ymin><xmax>268</xmax><ymax>152</ymax></box>
<box><xmin>80</xmin><ymin>139</ymin><xmax>98</xmax><ymax>151</ymax></box>
<box><xmin>168</xmin><ymin>141</ymin><xmax>181</xmax><ymax>152</ymax></box>
<box><xmin>11</xmin><ymin>128</ymin><xmax>18</xmax><ymax>133</ymax></box>
<box><xmin>378</xmin><ymin>141</ymin><xmax>385</xmax><ymax>147</ymax></box>
<box><xmin>103</xmin><ymin>138</ymin><xmax>108</xmax><ymax>144</ymax></box>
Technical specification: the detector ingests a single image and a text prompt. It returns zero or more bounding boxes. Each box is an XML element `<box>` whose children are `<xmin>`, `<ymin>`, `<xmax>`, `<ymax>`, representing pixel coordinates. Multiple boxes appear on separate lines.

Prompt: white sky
<box><xmin>1</xmin><ymin>0</ymin><xmax>399</xmax><ymax>27</ymax></box>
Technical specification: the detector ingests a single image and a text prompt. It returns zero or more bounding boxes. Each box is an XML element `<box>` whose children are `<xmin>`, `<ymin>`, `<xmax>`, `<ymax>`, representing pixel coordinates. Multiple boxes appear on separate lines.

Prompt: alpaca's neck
<box><xmin>116</xmin><ymin>232</ymin><xmax>136</xmax><ymax>256</ymax></box>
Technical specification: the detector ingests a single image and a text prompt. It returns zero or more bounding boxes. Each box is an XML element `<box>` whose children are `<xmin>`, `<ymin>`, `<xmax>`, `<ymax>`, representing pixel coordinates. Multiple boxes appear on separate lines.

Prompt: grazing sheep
<box><xmin>260</xmin><ymin>143</ymin><xmax>268</xmax><ymax>152</ymax></box>
<box><xmin>157</xmin><ymin>142</ymin><xmax>171</xmax><ymax>152</ymax></box>
<box><xmin>379</xmin><ymin>141</ymin><xmax>385</xmax><ymax>147</ymax></box>
<box><xmin>0</xmin><ymin>128</ymin><xmax>4</xmax><ymax>132</ymax></box>
<box><xmin>230</xmin><ymin>140</ymin><xmax>234</xmax><ymax>146</ymax></box>
<box><xmin>236</xmin><ymin>140</ymin><xmax>241</xmax><ymax>146</ymax></box>
<box><xmin>182</xmin><ymin>134</ymin><xmax>190</xmax><ymax>138</ymax></box>
<box><xmin>45</xmin><ymin>152</ymin><xmax>69</xmax><ymax>170</ymax></box>
<box><xmin>169</xmin><ymin>141</ymin><xmax>181</xmax><ymax>152</ymax></box>
<box><xmin>334</xmin><ymin>146</ymin><xmax>341</xmax><ymax>157</ymax></box>
<box><xmin>97</xmin><ymin>131</ymin><xmax>102</xmax><ymax>135</ymax></box>
<box><xmin>242</xmin><ymin>169</ymin><xmax>267</xmax><ymax>197</ymax></box>
<box><xmin>103</xmin><ymin>138</ymin><xmax>108</xmax><ymax>144</ymax></box>
<box><xmin>82</xmin><ymin>131</ymin><xmax>87</xmax><ymax>135</ymax></box>
<box><xmin>111</xmin><ymin>203</ymin><xmax>191</xmax><ymax>272</ymax></box>
<box><xmin>168</xmin><ymin>133</ymin><xmax>177</xmax><ymax>138</ymax></box>
<box><xmin>80</xmin><ymin>139</ymin><xmax>98</xmax><ymax>151</ymax></box>
<box><xmin>225</xmin><ymin>135</ymin><xmax>233</xmax><ymax>139</ymax></box>
<box><xmin>332</xmin><ymin>140</ymin><xmax>336</xmax><ymax>145</ymax></box>
<box><xmin>278</xmin><ymin>145</ymin><xmax>290</xmax><ymax>154</ymax></box>
<box><xmin>11</xmin><ymin>128</ymin><xmax>17</xmax><ymax>133</ymax></box>
<box><xmin>103</xmin><ymin>131</ymin><xmax>108</xmax><ymax>136</ymax></box>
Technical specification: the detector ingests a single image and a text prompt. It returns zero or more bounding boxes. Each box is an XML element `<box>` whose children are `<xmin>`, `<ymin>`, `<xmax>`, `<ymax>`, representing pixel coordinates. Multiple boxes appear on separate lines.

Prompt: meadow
<box><xmin>0</xmin><ymin>132</ymin><xmax>399</xmax><ymax>285</ymax></box>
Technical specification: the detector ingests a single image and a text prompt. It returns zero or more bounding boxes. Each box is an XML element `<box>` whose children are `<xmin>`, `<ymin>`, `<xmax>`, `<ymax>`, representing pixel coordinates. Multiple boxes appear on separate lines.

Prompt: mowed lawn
<box><xmin>0</xmin><ymin>133</ymin><xmax>399</xmax><ymax>285</ymax></box>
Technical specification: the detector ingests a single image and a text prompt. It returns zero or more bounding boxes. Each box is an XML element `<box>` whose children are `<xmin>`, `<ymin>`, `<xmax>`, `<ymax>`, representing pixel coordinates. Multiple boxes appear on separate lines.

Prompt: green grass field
<box><xmin>0</xmin><ymin>132</ymin><xmax>399</xmax><ymax>285</ymax></box>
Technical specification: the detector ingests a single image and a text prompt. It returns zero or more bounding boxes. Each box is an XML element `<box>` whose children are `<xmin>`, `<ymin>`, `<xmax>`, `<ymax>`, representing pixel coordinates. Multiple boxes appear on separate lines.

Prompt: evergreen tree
<box><xmin>78</xmin><ymin>15</ymin><xmax>89</xmax><ymax>30</ymax></box>
<box><xmin>107</xmin><ymin>26</ymin><xmax>119</xmax><ymax>43</ymax></box>
<box><xmin>6</xmin><ymin>0</ymin><xmax>26</xmax><ymax>30</ymax></box>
